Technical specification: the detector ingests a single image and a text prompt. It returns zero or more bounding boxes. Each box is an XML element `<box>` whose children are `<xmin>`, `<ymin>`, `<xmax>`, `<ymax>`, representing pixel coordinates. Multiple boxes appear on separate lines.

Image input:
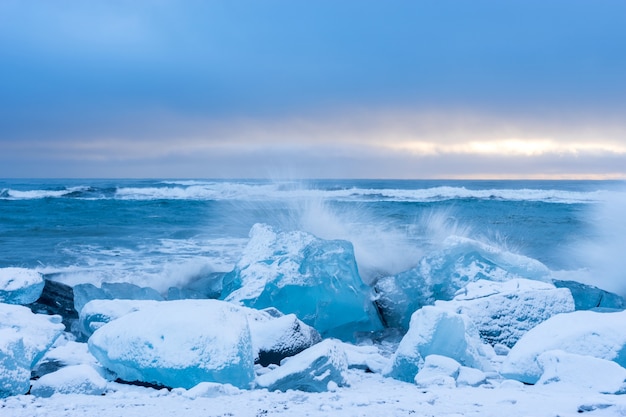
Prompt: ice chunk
<box><xmin>30</xmin><ymin>364</ymin><xmax>107</xmax><ymax>397</ymax></box>
<box><xmin>0</xmin><ymin>304</ymin><xmax>64</xmax><ymax>397</ymax></box>
<box><xmin>88</xmin><ymin>299</ymin><xmax>255</xmax><ymax>389</ymax></box>
<box><xmin>386</xmin><ymin>305</ymin><xmax>493</xmax><ymax>382</ymax></box>
<box><xmin>0</xmin><ymin>328</ymin><xmax>30</xmax><ymax>398</ymax></box>
<box><xmin>456</xmin><ymin>365</ymin><xmax>487</xmax><ymax>387</ymax></box>
<box><xmin>436</xmin><ymin>279</ymin><xmax>575</xmax><ymax>347</ymax></box>
<box><xmin>73</xmin><ymin>282</ymin><xmax>164</xmax><ymax>314</ymax></box>
<box><xmin>414</xmin><ymin>355</ymin><xmax>460</xmax><ymax>388</ymax></box>
<box><xmin>501</xmin><ymin>310</ymin><xmax>626</xmax><ymax>384</ymax></box>
<box><xmin>374</xmin><ymin>236</ymin><xmax>552</xmax><ymax>330</ymax></box>
<box><xmin>536</xmin><ymin>350</ymin><xmax>626</xmax><ymax>394</ymax></box>
<box><xmin>0</xmin><ymin>303</ymin><xmax>64</xmax><ymax>368</ymax></box>
<box><xmin>222</xmin><ymin>224</ymin><xmax>383</xmax><ymax>340</ymax></box>
<box><xmin>0</xmin><ymin>267</ymin><xmax>44</xmax><ymax>305</ymax></box>
<box><xmin>553</xmin><ymin>279</ymin><xmax>626</xmax><ymax>310</ymax></box>
<box><xmin>255</xmin><ymin>339</ymin><xmax>349</xmax><ymax>392</ymax></box>
<box><xmin>80</xmin><ymin>299</ymin><xmax>320</xmax><ymax>366</ymax></box>
<box><xmin>180</xmin><ymin>381</ymin><xmax>242</xmax><ymax>399</ymax></box>
<box><xmin>79</xmin><ymin>299</ymin><xmax>161</xmax><ymax>338</ymax></box>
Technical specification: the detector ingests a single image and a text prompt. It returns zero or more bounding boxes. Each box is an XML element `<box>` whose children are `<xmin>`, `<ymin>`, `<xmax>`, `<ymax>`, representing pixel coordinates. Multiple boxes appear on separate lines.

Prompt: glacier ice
<box><xmin>0</xmin><ymin>303</ymin><xmax>64</xmax><ymax>397</ymax></box>
<box><xmin>386</xmin><ymin>305</ymin><xmax>493</xmax><ymax>383</ymax></box>
<box><xmin>221</xmin><ymin>224</ymin><xmax>383</xmax><ymax>341</ymax></box>
<box><xmin>0</xmin><ymin>267</ymin><xmax>44</xmax><ymax>305</ymax></box>
<box><xmin>255</xmin><ymin>339</ymin><xmax>349</xmax><ymax>392</ymax></box>
<box><xmin>73</xmin><ymin>282</ymin><xmax>164</xmax><ymax>314</ymax></box>
<box><xmin>374</xmin><ymin>236</ymin><xmax>552</xmax><ymax>330</ymax></box>
<box><xmin>80</xmin><ymin>299</ymin><xmax>320</xmax><ymax>367</ymax></box>
<box><xmin>436</xmin><ymin>279</ymin><xmax>575</xmax><ymax>347</ymax></box>
<box><xmin>536</xmin><ymin>350</ymin><xmax>626</xmax><ymax>394</ymax></box>
<box><xmin>88</xmin><ymin>299</ymin><xmax>255</xmax><ymax>389</ymax></box>
<box><xmin>0</xmin><ymin>328</ymin><xmax>30</xmax><ymax>398</ymax></box>
<box><xmin>553</xmin><ymin>279</ymin><xmax>625</xmax><ymax>310</ymax></box>
<box><xmin>78</xmin><ymin>299</ymin><xmax>161</xmax><ymax>338</ymax></box>
<box><xmin>30</xmin><ymin>364</ymin><xmax>107</xmax><ymax>397</ymax></box>
<box><xmin>501</xmin><ymin>310</ymin><xmax>626</xmax><ymax>384</ymax></box>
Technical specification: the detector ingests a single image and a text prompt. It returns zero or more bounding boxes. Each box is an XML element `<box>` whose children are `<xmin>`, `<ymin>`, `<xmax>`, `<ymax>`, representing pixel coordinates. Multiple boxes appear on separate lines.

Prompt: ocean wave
<box><xmin>0</xmin><ymin>181</ymin><xmax>610</xmax><ymax>203</ymax></box>
<box><xmin>0</xmin><ymin>186</ymin><xmax>97</xmax><ymax>200</ymax></box>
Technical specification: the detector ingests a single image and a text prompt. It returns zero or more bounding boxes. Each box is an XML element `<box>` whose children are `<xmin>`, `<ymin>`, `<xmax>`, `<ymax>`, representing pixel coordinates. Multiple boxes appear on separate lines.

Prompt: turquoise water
<box><xmin>1</xmin><ymin>179</ymin><xmax>624</xmax><ymax>293</ymax></box>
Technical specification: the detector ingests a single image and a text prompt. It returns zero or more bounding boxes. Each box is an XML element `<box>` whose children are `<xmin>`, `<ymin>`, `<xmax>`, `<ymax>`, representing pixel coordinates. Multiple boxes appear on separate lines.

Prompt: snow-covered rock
<box><xmin>501</xmin><ymin>310</ymin><xmax>626</xmax><ymax>384</ymax></box>
<box><xmin>245</xmin><ymin>308</ymin><xmax>321</xmax><ymax>366</ymax></box>
<box><xmin>536</xmin><ymin>350</ymin><xmax>626</xmax><ymax>394</ymax></box>
<box><xmin>386</xmin><ymin>305</ymin><xmax>493</xmax><ymax>382</ymax></box>
<box><xmin>255</xmin><ymin>339</ymin><xmax>349</xmax><ymax>392</ymax></box>
<box><xmin>30</xmin><ymin>364</ymin><xmax>107</xmax><ymax>397</ymax></box>
<box><xmin>436</xmin><ymin>279</ymin><xmax>575</xmax><ymax>347</ymax></box>
<box><xmin>0</xmin><ymin>267</ymin><xmax>44</xmax><ymax>305</ymax></box>
<box><xmin>221</xmin><ymin>224</ymin><xmax>383</xmax><ymax>341</ymax></box>
<box><xmin>0</xmin><ymin>303</ymin><xmax>64</xmax><ymax>397</ymax></box>
<box><xmin>88</xmin><ymin>299</ymin><xmax>255</xmax><ymax>389</ymax></box>
<box><xmin>374</xmin><ymin>236</ymin><xmax>552</xmax><ymax>330</ymax></box>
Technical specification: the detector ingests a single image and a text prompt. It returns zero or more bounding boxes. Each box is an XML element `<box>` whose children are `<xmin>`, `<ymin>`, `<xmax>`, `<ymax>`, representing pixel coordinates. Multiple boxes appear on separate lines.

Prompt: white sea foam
<box><xmin>114</xmin><ymin>183</ymin><xmax>604</xmax><ymax>204</ymax></box>
<box><xmin>568</xmin><ymin>188</ymin><xmax>626</xmax><ymax>296</ymax></box>
<box><xmin>1</xmin><ymin>186</ymin><xmax>92</xmax><ymax>200</ymax></box>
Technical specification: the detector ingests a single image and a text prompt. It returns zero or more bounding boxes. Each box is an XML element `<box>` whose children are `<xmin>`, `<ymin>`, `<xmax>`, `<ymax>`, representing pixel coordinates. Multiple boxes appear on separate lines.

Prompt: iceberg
<box><xmin>88</xmin><ymin>299</ymin><xmax>255</xmax><ymax>389</ymax></box>
<box><xmin>221</xmin><ymin>224</ymin><xmax>383</xmax><ymax>340</ymax></box>
<box><xmin>386</xmin><ymin>305</ymin><xmax>493</xmax><ymax>383</ymax></box>
<box><xmin>0</xmin><ymin>267</ymin><xmax>44</xmax><ymax>305</ymax></box>
<box><xmin>501</xmin><ymin>310</ymin><xmax>626</xmax><ymax>384</ymax></box>
<box><xmin>536</xmin><ymin>350</ymin><xmax>626</xmax><ymax>394</ymax></box>
<box><xmin>30</xmin><ymin>364</ymin><xmax>108</xmax><ymax>397</ymax></box>
<box><xmin>436</xmin><ymin>279</ymin><xmax>575</xmax><ymax>347</ymax></box>
<box><xmin>0</xmin><ymin>303</ymin><xmax>64</xmax><ymax>397</ymax></box>
<box><xmin>255</xmin><ymin>339</ymin><xmax>349</xmax><ymax>392</ymax></box>
<box><xmin>374</xmin><ymin>236</ymin><xmax>552</xmax><ymax>330</ymax></box>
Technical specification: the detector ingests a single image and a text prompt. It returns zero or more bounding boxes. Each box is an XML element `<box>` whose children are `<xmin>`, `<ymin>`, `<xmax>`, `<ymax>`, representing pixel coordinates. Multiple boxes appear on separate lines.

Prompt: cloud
<box><xmin>2</xmin><ymin>107</ymin><xmax>625</xmax><ymax>179</ymax></box>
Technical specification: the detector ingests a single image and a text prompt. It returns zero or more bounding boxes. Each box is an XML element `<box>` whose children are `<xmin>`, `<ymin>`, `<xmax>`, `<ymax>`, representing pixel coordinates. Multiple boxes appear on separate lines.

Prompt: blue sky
<box><xmin>1</xmin><ymin>0</ymin><xmax>625</xmax><ymax>178</ymax></box>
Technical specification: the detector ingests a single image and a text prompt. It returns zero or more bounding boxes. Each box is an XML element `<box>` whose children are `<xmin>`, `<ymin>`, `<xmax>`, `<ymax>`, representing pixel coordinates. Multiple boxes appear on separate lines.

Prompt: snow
<box><xmin>501</xmin><ymin>309</ymin><xmax>626</xmax><ymax>384</ymax></box>
<box><xmin>4</xmin><ymin>369</ymin><xmax>626</xmax><ymax>417</ymax></box>
<box><xmin>0</xmin><ymin>267</ymin><xmax>45</xmax><ymax>305</ymax></box>
<box><xmin>536</xmin><ymin>350</ymin><xmax>626</xmax><ymax>394</ymax></box>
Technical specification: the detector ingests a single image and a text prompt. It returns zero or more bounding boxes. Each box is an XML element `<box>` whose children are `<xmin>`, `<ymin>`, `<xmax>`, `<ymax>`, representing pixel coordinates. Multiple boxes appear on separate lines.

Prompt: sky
<box><xmin>1</xmin><ymin>0</ymin><xmax>625</xmax><ymax>179</ymax></box>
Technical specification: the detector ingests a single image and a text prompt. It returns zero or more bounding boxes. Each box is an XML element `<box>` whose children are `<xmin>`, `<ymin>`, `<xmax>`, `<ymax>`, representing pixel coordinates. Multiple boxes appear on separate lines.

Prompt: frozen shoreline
<box><xmin>3</xmin><ymin>369</ymin><xmax>625</xmax><ymax>417</ymax></box>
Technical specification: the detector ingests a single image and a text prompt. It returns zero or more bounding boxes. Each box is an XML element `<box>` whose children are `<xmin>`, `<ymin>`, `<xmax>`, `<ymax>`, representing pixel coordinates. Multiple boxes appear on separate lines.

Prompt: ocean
<box><xmin>1</xmin><ymin>179</ymin><xmax>625</xmax><ymax>295</ymax></box>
